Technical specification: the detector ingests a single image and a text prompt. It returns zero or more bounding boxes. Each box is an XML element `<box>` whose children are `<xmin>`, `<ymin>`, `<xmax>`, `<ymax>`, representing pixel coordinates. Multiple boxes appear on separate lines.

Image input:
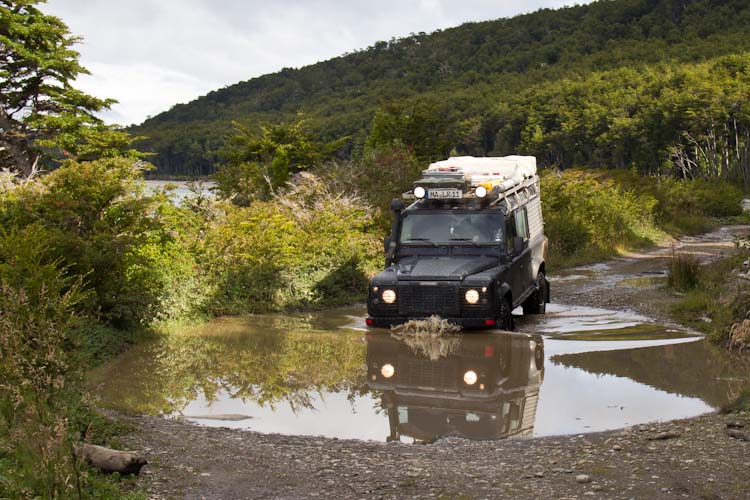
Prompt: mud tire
<box><xmin>498</xmin><ymin>297</ymin><xmax>514</xmax><ymax>331</ymax></box>
<box><xmin>523</xmin><ymin>272</ymin><xmax>548</xmax><ymax>315</ymax></box>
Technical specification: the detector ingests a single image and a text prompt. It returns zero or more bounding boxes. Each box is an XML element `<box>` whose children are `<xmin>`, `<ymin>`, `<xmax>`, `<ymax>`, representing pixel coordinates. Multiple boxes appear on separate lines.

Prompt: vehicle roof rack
<box><xmin>403</xmin><ymin>156</ymin><xmax>539</xmax><ymax>208</ymax></box>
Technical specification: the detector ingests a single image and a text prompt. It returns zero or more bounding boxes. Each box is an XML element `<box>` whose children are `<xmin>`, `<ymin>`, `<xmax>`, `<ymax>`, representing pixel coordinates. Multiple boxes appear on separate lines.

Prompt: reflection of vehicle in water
<box><xmin>366</xmin><ymin>332</ymin><xmax>544</xmax><ymax>442</ymax></box>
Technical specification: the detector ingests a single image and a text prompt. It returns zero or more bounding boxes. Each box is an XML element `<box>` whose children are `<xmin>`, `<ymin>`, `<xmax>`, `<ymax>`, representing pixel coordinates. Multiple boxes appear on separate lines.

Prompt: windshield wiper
<box><xmin>402</xmin><ymin>238</ymin><xmax>438</xmax><ymax>247</ymax></box>
<box><xmin>450</xmin><ymin>238</ymin><xmax>493</xmax><ymax>247</ymax></box>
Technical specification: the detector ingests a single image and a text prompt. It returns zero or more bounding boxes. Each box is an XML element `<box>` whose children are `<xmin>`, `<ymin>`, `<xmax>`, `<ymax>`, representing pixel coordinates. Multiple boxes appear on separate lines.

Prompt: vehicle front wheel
<box><xmin>522</xmin><ymin>272</ymin><xmax>548</xmax><ymax>315</ymax></box>
<box><xmin>498</xmin><ymin>297</ymin><xmax>514</xmax><ymax>331</ymax></box>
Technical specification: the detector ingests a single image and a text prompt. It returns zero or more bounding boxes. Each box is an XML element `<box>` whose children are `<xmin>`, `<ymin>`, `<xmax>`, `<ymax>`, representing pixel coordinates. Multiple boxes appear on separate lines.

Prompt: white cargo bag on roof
<box><xmin>425</xmin><ymin>156</ymin><xmax>537</xmax><ymax>186</ymax></box>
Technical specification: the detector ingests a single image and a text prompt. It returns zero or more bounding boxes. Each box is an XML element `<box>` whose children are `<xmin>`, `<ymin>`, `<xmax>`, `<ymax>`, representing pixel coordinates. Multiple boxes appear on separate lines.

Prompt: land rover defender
<box><xmin>366</xmin><ymin>156</ymin><xmax>549</xmax><ymax>330</ymax></box>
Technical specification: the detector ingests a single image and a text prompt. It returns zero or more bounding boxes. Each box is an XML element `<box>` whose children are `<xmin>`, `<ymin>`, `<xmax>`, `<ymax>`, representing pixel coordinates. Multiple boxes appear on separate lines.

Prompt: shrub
<box><xmin>541</xmin><ymin>169</ymin><xmax>663</xmax><ymax>263</ymax></box>
<box><xmin>0</xmin><ymin>158</ymin><xmax>207</xmax><ymax>328</ymax></box>
<box><xmin>607</xmin><ymin>170</ymin><xmax>744</xmax><ymax>233</ymax></box>
<box><xmin>541</xmin><ymin>168</ymin><xmax>746</xmax><ymax>267</ymax></box>
<box><xmin>667</xmin><ymin>251</ymin><xmax>701</xmax><ymax>291</ymax></box>
<box><xmin>318</xmin><ymin>144</ymin><xmax>422</xmax><ymax>229</ymax></box>
<box><xmin>0</xmin><ymin>226</ymin><xmax>141</xmax><ymax>499</ymax></box>
<box><xmin>670</xmin><ymin>241</ymin><xmax>750</xmax><ymax>347</ymax></box>
<box><xmin>202</xmin><ymin>173</ymin><xmax>381</xmax><ymax>313</ymax></box>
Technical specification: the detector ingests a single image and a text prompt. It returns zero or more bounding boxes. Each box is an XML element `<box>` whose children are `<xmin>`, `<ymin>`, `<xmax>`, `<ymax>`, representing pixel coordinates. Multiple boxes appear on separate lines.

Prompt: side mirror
<box><xmin>513</xmin><ymin>236</ymin><xmax>524</xmax><ymax>254</ymax></box>
<box><xmin>390</xmin><ymin>199</ymin><xmax>405</xmax><ymax>212</ymax></box>
<box><xmin>383</xmin><ymin>236</ymin><xmax>392</xmax><ymax>254</ymax></box>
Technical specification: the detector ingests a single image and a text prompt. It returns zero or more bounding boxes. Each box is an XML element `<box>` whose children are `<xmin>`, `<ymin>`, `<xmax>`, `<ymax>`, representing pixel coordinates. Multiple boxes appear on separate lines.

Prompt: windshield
<box><xmin>399</xmin><ymin>212</ymin><xmax>503</xmax><ymax>244</ymax></box>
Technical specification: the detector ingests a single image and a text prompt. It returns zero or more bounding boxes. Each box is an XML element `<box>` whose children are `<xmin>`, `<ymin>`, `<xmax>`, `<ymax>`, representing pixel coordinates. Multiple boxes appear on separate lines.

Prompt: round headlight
<box><xmin>413</xmin><ymin>186</ymin><xmax>426</xmax><ymax>199</ymax></box>
<box><xmin>463</xmin><ymin>370</ymin><xmax>478</xmax><ymax>385</ymax></box>
<box><xmin>465</xmin><ymin>289</ymin><xmax>480</xmax><ymax>304</ymax></box>
<box><xmin>475</xmin><ymin>185</ymin><xmax>487</xmax><ymax>198</ymax></box>
<box><xmin>381</xmin><ymin>363</ymin><xmax>395</xmax><ymax>378</ymax></box>
<box><xmin>382</xmin><ymin>289</ymin><xmax>396</xmax><ymax>304</ymax></box>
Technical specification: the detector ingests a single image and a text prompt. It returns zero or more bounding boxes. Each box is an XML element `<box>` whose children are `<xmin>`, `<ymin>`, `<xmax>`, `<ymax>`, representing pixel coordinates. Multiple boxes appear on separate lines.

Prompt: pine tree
<box><xmin>0</xmin><ymin>0</ymin><xmax>116</xmax><ymax>175</ymax></box>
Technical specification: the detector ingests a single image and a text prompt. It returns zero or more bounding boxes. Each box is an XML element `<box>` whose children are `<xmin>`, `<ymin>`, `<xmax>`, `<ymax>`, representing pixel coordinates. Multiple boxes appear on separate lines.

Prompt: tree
<box><xmin>215</xmin><ymin>119</ymin><xmax>335</xmax><ymax>204</ymax></box>
<box><xmin>0</xmin><ymin>0</ymin><xmax>117</xmax><ymax>176</ymax></box>
<box><xmin>365</xmin><ymin>98</ymin><xmax>457</xmax><ymax>163</ymax></box>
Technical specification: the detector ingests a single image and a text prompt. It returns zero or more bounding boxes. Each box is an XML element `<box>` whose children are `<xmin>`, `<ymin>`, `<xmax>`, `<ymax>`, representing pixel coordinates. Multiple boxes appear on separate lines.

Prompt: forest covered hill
<box><xmin>131</xmin><ymin>0</ymin><xmax>750</xmax><ymax>181</ymax></box>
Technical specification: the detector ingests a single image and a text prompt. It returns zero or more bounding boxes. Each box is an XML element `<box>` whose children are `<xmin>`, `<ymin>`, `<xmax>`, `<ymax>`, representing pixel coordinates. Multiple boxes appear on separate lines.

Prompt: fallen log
<box><xmin>77</xmin><ymin>443</ymin><xmax>147</xmax><ymax>475</ymax></box>
<box><xmin>647</xmin><ymin>431</ymin><xmax>681</xmax><ymax>441</ymax></box>
<box><xmin>727</xmin><ymin>429</ymin><xmax>749</xmax><ymax>442</ymax></box>
<box><xmin>185</xmin><ymin>413</ymin><xmax>254</xmax><ymax>421</ymax></box>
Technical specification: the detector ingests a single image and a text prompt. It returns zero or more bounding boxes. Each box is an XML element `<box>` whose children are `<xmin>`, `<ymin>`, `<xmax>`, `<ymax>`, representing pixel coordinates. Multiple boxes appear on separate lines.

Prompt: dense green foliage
<box><xmin>213</xmin><ymin>119</ymin><xmax>340</xmax><ymax>204</ymax></box>
<box><xmin>0</xmin><ymin>158</ymin><xmax>381</xmax><ymax>497</ymax></box>
<box><xmin>201</xmin><ymin>173</ymin><xmax>381</xmax><ymax>314</ymax></box>
<box><xmin>540</xmin><ymin>168</ymin><xmax>744</xmax><ymax>266</ymax></box>
<box><xmin>507</xmin><ymin>54</ymin><xmax>750</xmax><ymax>184</ymax></box>
<box><xmin>0</xmin><ymin>163</ymin><xmax>176</xmax><ymax>498</ymax></box>
<box><xmin>541</xmin><ymin>169</ymin><xmax>661</xmax><ymax>262</ymax></box>
<box><xmin>131</xmin><ymin>0</ymin><xmax>750</xmax><ymax>179</ymax></box>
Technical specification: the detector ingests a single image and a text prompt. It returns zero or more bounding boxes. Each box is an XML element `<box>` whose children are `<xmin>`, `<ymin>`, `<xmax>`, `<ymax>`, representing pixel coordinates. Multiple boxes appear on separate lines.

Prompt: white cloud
<box><xmin>45</xmin><ymin>0</ymin><xmax>590</xmax><ymax>126</ymax></box>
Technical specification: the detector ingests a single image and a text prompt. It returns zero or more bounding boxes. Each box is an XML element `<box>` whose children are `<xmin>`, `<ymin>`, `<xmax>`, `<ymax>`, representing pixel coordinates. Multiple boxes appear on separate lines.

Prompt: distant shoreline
<box><xmin>144</xmin><ymin>175</ymin><xmax>212</xmax><ymax>181</ymax></box>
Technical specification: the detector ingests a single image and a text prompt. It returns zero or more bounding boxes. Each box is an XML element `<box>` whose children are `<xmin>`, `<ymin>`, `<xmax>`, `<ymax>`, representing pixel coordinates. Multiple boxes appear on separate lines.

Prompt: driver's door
<box><xmin>507</xmin><ymin>209</ymin><xmax>532</xmax><ymax>305</ymax></box>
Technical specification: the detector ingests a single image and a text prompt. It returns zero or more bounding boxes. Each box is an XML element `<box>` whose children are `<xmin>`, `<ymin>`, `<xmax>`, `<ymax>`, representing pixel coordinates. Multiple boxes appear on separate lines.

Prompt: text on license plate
<box><xmin>427</xmin><ymin>189</ymin><xmax>462</xmax><ymax>199</ymax></box>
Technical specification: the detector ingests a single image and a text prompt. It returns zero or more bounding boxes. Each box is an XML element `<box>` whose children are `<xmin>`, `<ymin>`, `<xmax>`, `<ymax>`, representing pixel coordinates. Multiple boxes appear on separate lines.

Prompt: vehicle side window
<box><xmin>514</xmin><ymin>208</ymin><xmax>529</xmax><ymax>241</ymax></box>
<box><xmin>505</xmin><ymin>216</ymin><xmax>516</xmax><ymax>250</ymax></box>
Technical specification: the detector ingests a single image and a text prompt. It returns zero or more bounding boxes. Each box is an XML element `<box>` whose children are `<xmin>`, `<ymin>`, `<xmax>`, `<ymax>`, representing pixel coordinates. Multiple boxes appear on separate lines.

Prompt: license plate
<box><xmin>428</xmin><ymin>189</ymin><xmax>462</xmax><ymax>199</ymax></box>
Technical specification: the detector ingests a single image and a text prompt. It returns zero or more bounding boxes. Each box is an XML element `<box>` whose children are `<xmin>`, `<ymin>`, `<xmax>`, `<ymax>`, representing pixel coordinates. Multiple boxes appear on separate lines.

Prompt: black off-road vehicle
<box><xmin>366</xmin><ymin>156</ymin><xmax>549</xmax><ymax>330</ymax></box>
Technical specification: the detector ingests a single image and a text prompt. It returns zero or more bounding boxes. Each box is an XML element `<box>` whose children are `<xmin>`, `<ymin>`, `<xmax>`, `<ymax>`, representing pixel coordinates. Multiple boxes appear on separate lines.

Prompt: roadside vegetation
<box><xmin>670</xmin><ymin>237</ymin><xmax>750</xmax><ymax>350</ymax></box>
<box><xmin>540</xmin><ymin>169</ymin><xmax>745</xmax><ymax>267</ymax></box>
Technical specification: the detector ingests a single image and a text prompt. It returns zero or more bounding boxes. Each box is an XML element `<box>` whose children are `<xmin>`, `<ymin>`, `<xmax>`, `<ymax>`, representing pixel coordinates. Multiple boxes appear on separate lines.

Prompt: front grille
<box><xmin>461</xmin><ymin>301</ymin><xmax>492</xmax><ymax>318</ymax></box>
<box><xmin>399</xmin><ymin>356</ymin><xmax>458</xmax><ymax>390</ymax></box>
<box><xmin>398</xmin><ymin>283</ymin><xmax>460</xmax><ymax>316</ymax></box>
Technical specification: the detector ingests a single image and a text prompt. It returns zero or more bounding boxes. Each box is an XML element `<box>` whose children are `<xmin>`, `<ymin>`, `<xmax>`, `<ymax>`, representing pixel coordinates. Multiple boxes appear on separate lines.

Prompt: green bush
<box><xmin>541</xmin><ymin>168</ymin><xmax>746</xmax><ymax>267</ymax></box>
<box><xmin>318</xmin><ymin>143</ymin><xmax>422</xmax><ymax>229</ymax></box>
<box><xmin>667</xmin><ymin>251</ymin><xmax>701</xmax><ymax>291</ymax></box>
<box><xmin>606</xmin><ymin>169</ymin><xmax>745</xmax><ymax>233</ymax></box>
<box><xmin>670</xmin><ymin>240</ymin><xmax>750</xmax><ymax>345</ymax></box>
<box><xmin>0</xmin><ymin>226</ymin><xmax>141</xmax><ymax>499</ymax></box>
<box><xmin>541</xmin><ymin>169</ymin><xmax>663</xmax><ymax>264</ymax></box>
<box><xmin>202</xmin><ymin>172</ymin><xmax>381</xmax><ymax>313</ymax></box>
<box><xmin>0</xmin><ymin>158</ymin><xmax>207</xmax><ymax>328</ymax></box>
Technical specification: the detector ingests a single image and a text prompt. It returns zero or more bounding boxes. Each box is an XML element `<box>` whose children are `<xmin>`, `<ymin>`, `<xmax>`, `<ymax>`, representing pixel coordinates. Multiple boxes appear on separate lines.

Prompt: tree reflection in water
<box><xmin>88</xmin><ymin>314</ymin><xmax>368</xmax><ymax>416</ymax></box>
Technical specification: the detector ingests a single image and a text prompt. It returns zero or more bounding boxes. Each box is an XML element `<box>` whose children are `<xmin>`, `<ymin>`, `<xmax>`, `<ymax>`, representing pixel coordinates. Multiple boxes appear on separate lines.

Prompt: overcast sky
<box><xmin>45</xmin><ymin>0</ymin><xmax>590</xmax><ymax>126</ymax></box>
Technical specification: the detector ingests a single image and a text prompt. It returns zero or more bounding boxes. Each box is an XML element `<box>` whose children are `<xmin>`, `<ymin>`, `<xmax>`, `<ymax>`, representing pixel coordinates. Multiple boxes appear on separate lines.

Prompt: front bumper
<box><xmin>366</xmin><ymin>316</ymin><xmax>497</xmax><ymax>328</ymax></box>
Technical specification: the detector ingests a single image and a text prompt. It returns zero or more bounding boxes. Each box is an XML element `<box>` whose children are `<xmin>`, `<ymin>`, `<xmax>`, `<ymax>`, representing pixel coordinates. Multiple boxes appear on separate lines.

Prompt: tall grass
<box><xmin>0</xmin><ymin>229</ymin><xmax>142</xmax><ymax>499</ymax></box>
<box><xmin>667</xmin><ymin>250</ymin><xmax>701</xmax><ymax>291</ymax></box>
<box><xmin>541</xmin><ymin>168</ymin><xmax>747</xmax><ymax>268</ymax></box>
<box><xmin>670</xmin><ymin>238</ymin><xmax>750</xmax><ymax>347</ymax></box>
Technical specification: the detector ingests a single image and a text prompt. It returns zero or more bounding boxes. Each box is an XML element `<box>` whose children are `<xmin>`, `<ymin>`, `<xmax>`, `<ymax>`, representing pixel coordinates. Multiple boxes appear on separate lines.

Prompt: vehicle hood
<box><xmin>394</xmin><ymin>255</ymin><xmax>499</xmax><ymax>281</ymax></box>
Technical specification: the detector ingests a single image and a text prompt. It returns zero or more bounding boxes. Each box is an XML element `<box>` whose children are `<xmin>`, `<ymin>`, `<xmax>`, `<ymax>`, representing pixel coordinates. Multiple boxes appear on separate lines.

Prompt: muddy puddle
<box><xmin>89</xmin><ymin>304</ymin><xmax>750</xmax><ymax>444</ymax></box>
